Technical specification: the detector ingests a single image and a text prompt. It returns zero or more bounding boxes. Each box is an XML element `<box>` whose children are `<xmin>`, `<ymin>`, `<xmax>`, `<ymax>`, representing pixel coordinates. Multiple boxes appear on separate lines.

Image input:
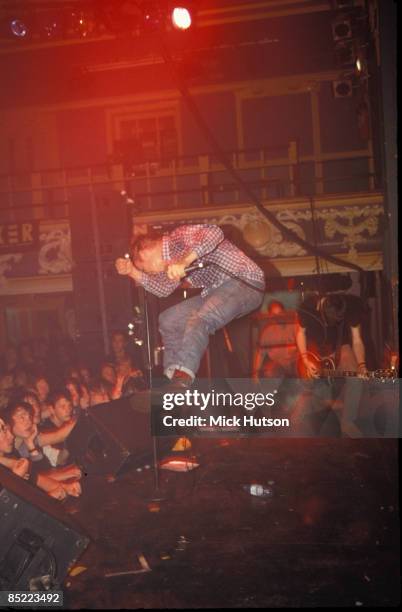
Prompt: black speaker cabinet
<box><xmin>69</xmin><ymin>186</ymin><xmax>130</xmax><ymax>263</ymax></box>
<box><xmin>0</xmin><ymin>466</ymin><xmax>89</xmax><ymax>591</ymax></box>
<box><xmin>72</xmin><ymin>260</ymin><xmax>133</xmax><ymax>333</ymax></box>
<box><xmin>69</xmin><ymin>185</ymin><xmax>134</xmax><ymax>355</ymax></box>
<box><xmin>67</xmin><ymin>394</ymin><xmax>170</xmax><ymax>477</ymax></box>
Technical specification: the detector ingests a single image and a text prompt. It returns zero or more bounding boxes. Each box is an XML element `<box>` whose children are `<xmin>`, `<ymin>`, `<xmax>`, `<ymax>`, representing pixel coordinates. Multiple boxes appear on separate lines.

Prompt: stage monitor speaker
<box><xmin>0</xmin><ymin>465</ymin><xmax>89</xmax><ymax>591</ymax></box>
<box><xmin>67</xmin><ymin>394</ymin><xmax>170</xmax><ymax>477</ymax></box>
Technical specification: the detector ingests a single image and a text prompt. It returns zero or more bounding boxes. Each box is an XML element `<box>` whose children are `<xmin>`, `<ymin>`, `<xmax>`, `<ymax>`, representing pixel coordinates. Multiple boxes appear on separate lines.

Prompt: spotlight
<box><xmin>40</xmin><ymin>12</ymin><xmax>62</xmax><ymax>39</ymax></box>
<box><xmin>355</xmin><ymin>48</ymin><xmax>367</xmax><ymax>75</ymax></box>
<box><xmin>171</xmin><ymin>7</ymin><xmax>192</xmax><ymax>30</ymax></box>
<box><xmin>43</xmin><ymin>21</ymin><xmax>59</xmax><ymax>38</ymax></box>
<box><xmin>10</xmin><ymin>19</ymin><xmax>28</xmax><ymax>38</ymax></box>
<box><xmin>70</xmin><ymin>11</ymin><xmax>95</xmax><ymax>38</ymax></box>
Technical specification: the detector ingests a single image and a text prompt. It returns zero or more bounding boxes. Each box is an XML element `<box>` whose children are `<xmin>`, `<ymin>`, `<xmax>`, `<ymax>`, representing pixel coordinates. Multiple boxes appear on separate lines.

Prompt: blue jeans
<box><xmin>159</xmin><ymin>279</ymin><xmax>264</xmax><ymax>379</ymax></box>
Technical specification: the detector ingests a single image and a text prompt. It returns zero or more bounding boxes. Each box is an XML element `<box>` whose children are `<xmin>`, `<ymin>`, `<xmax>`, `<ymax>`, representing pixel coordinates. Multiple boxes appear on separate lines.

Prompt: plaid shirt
<box><xmin>139</xmin><ymin>224</ymin><xmax>265</xmax><ymax>298</ymax></box>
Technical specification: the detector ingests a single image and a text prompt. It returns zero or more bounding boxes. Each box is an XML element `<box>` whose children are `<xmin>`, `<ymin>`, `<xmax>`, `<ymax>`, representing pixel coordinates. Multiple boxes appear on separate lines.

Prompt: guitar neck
<box><xmin>298</xmin><ymin>352</ymin><xmax>395</xmax><ymax>379</ymax></box>
<box><xmin>320</xmin><ymin>369</ymin><xmax>394</xmax><ymax>379</ymax></box>
<box><xmin>320</xmin><ymin>369</ymin><xmax>360</xmax><ymax>377</ymax></box>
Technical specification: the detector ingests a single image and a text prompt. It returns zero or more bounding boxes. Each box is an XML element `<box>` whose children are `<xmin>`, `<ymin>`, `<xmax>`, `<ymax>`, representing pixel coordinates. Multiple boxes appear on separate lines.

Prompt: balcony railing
<box><xmin>0</xmin><ymin>141</ymin><xmax>379</xmax><ymax>223</ymax></box>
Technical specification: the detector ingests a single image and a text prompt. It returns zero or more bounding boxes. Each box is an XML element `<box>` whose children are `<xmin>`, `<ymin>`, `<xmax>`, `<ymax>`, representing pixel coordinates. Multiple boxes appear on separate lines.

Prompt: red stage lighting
<box><xmin>171</xmin><ymin>7</ymin><xmax>192</xmax><ymax>30</ymax></box>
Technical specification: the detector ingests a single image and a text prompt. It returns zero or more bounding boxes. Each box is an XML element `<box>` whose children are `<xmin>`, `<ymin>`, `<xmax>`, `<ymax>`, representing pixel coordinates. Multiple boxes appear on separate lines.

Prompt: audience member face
<box><xmin>0</xmin><ymin>417</ymin><xmax>14</xmax><ymax>455</ymax></box>
<box><xmin>35</xmin><ymin>377</ymin><xmax>50</xmax><ymax>402</ymax></box>
<box><xmin>23</xmin><ymin>394</ymin><xmax>42</xmax><ymax>425</ymax></box>
<box><xmin>10</xmin><ymin>406</ymin><xmax>35</xmax><ymax>439</ymax></box>
<box><xmin>0</xmin><ymin>373</ymin><xmax>14</xmax><ymax>392</ymax></box>
<box><xmin>79</xmin><ymin>367</ymin><xmax>91</xmax><ymax>384</ymax></box>
<box><xmin>101</xmin><ymin>364</ymin><xmax>116</xmax><ymax>385</ymax></box>
<box><xmin>65</xmin><ymin>382</ymin><xmax>80</xmax><ymax>407</ymax></box>
<box><xmin>80</xmin><ymin>386</ymin><xmax>90</xmax><ymax>410</ymax></box>
<box><xmin>111</xmin><ymin>333</ymin><xmax>127</xmax><ymax>357</ymax></box>
<box><xmin>51</xmin><ymin>396</ymin><xmax>73</xmax><ymax>426</ymax></box>
<box><xmin>67</xmin><ymin>367</ymin><xmax>81</xmax><ymax>381</ymax></box>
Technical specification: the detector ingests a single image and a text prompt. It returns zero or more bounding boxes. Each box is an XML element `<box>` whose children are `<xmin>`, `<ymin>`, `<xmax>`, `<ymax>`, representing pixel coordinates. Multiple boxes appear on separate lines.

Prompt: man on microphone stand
<box><xmin>115</xmin><ymin>224</ymin><xmax>265</xmax><ymax>388</ymax></box>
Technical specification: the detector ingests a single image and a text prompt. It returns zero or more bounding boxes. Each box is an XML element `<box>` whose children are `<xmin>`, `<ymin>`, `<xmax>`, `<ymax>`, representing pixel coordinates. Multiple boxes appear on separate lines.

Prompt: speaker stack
<box><xmin>0</xmin><ymin>466</ymin><xmax>89</xmax><ymax>591</ymax></box>
<box><xmin>68</xmin><ymin>183</ymin><xmax>134</xmax><ymax>360</ymax></box>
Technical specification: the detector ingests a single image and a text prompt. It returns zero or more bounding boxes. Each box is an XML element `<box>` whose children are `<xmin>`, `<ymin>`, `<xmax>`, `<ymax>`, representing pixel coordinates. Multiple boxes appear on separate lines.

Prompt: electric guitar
<box><xmin>297</xmin><ymin>351</ymin><xmax>396</xmax><ymax>381</ymax></box>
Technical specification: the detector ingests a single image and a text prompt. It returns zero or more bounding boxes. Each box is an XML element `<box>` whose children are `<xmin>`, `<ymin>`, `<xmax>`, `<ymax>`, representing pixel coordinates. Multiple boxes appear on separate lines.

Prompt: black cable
<box><xmin>159</xmin><ymin>41</ymin><xmax>364</xmax><ymax>277</ymax></box>
<box><xmin>41</xmin><ymin>546</ymin><xmax>57</xmax><ymax>583</ymax></box>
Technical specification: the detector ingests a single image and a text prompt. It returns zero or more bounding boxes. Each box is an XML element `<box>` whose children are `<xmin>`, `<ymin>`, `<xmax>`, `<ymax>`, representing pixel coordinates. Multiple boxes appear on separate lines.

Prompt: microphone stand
<box><xmin>121</xmin><ymin>189</ymin><xmax>165</xmax><ymax>501</ymax></box>
<box><xmin>139</xmin><ymin>285</ymin><xmax>166</xmax><ymax>501</ymax></box>
<box><xmin>143</xmin><ymin>262</ymin><xmax>206</xmax><ymax>501</ymax></box>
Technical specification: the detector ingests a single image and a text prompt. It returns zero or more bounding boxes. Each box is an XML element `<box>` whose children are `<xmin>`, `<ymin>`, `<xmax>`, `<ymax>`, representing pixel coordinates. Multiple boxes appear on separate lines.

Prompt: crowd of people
<box><xmin>0</xmin><ymin>330</ymin><xmax>146</xmax><ymax>502</ymax></box>
<box><xmin>1</xmin><ymin>289</ymin><xmax>393</xmax><ymax>500</ymax></box>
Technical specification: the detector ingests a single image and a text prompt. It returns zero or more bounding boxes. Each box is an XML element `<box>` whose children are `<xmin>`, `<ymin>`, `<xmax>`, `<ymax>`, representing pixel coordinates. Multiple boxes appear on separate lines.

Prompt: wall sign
<box><xmin>0</xmin><ymin>221</ymin><xmax>39</xmax><ymax>253</ymax></box>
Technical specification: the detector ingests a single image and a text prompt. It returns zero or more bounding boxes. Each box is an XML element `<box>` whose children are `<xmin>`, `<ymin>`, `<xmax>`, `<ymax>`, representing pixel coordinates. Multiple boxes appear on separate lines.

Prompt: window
<box><xmin>113</xmin><ymin>112</ymin><xmax>179</xmax><ymax>167</ymax></box>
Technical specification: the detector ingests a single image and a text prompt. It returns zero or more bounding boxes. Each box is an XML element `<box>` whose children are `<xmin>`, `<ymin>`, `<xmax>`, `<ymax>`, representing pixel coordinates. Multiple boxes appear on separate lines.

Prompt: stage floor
<box><xmin>63</xmin><ymin>437</ymin><xmax>399</xmax><ymax>609</ymax></box>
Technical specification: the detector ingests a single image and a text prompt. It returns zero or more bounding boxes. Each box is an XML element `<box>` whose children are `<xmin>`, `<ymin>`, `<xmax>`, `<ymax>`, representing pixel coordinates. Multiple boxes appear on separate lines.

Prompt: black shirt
<box><xmin>298</xmin><ymin>294</ymin><xmax>363</xmax><ymax>356</ymax></box>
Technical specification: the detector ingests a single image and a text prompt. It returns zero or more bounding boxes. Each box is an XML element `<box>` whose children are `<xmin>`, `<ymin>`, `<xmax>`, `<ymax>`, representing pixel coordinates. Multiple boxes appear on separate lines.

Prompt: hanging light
<box><xmin>171</xmin><ymin>7</ymin><xmax>192</xmax><ymax>30</ymax></box>
<box><xmin>40</xmin><ymin>11</ymin><xmax>62</xmax><ymax>39</ymax></box>
<box><xmin>69</xmin><ymin>10</ymin><xmax>96</xmax><ymax>38</ymax></box>
<box><xmin>10</xmin><ymin>18</ymin><xmax>28</xmax><ymax>38</ymax></box>
<box><xmin>43</xmin><ymin>21</ymin><xmax>59</xmax><ymax>38</ymax></box>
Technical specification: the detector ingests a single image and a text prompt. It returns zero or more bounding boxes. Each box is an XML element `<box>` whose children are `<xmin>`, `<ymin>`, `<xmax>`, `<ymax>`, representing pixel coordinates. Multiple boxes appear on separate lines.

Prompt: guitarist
<box><xmin>293</xmin><ymin>293</ymin><xmax>371</xmax><ymax>437</ymax></box>
<box><xmin>295</xmin><ymin>293</ymin><xmax>368</xmax><ymax>379</ymax></box>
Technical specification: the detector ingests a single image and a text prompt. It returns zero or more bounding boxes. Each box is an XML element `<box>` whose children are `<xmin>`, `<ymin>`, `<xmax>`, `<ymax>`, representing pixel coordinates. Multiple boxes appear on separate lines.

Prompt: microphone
<box><xmin>184</xmin><ymin>261</ymin><xmax>205</xmax><ymax>274</ymax></box>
